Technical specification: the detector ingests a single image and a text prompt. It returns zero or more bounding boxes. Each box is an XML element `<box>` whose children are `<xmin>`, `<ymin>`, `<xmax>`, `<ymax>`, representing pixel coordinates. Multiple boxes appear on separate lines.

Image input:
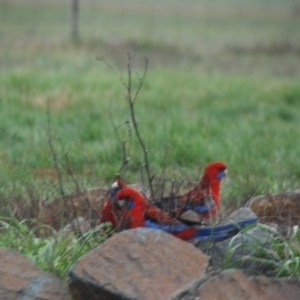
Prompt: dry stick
<box><xmin>171</xmin><ymin>178</ymin><xmax>185</xmax><ymax>216</ymax></box>
<box><xmin>97</xmin><ymin>56</ymin><xmax>132</xmax><ymax>179</ymax></box>
<box><xmin>46</xmin><ymin>99</ymin><xmax>66</xmax><ymax>230</ymax></box>
<box><xmin>151</xmin><ymin>173</ymin><xmax>164</xmax><ymax>202</ymax></box>
<box><xmin>159</xmin><ymin>177</ymin><xmax>167</xmax><ymax>203</ymax></box>
<box><xmin>57</xmin><ymin>137</ymin><xmax>80</xmax><ymax>192</ymax></box>
<box><xmin>125</xmin><ymin>54</ymin><xmax>155</xmax><ymax>200</ymax></box>
<box><xmin>176</xmin><ymin>178</ymin><xmax>186</xmax><ymax>196</ymax></box>
<box><xmin>96</xmin><ymin>56</ymin><xmax>127</xmax><ymax>90</ymax></box>
<box><xmin>140</xmin><ymin>165</ymin><xmax>146</xmax><ymax>196</ymax></box>
<box><xmin>108</xmin><ymin>109</ymin><xmax>129</xmax><ymax>176</ymax></box>
<box><xmin>143</xmin><ymin>108</ymin><xmax>170</xmax><ymax>204</ymax></box>
<box><xmin>170</xmin><ymin>179</ymin><xmax>180</xmax><ymax>212</ymax></box>
<box><xmin>98</xmin><ymin>55</ymin><xmax>154</xmax><ymax>199</ymax></box>
<box><xmin>57</xmin><ymin>136</ymin><xmax>88</xmax><ymax>239</ymax></box>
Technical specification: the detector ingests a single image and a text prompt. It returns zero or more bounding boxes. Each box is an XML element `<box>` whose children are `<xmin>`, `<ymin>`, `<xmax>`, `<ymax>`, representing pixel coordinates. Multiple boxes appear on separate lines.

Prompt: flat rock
<box><xmin>68</xmin><ymin>228</ymin><xmax>209</xmax><ymax>300</ymax></box>
<box><xmin>197</xmin><ymin>269</ymin><xmax>300</xmax><ymax>300</ymax></box>
<box><xmin>0</xmin><ymin>247</ymin><xmax>71</xmax><ymax>300</ymax></box>
<box><xmin>219</xmin><ymin>207</ymin><xmax>258</xmax><ymax>224</ymax></box>
<box><xmin>247</xmin><ymin>190</ymin><xmax>300</xmax><ymax>228</ymax></box>
<box><xmin>193</xmin><ymin>208</ymin><xmax>276</xmax><ymax>276</ymax></box>
<box><xmin>209</xmin><ymin>225</ymin><xmax>275</xmax><ymax>276</ymax></box>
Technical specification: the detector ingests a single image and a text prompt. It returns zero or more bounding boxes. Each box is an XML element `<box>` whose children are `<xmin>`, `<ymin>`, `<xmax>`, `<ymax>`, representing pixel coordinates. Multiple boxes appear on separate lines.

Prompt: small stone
<box><xmin>0</xmin><ymin>247</ymin><xmax>71</xmax><ymax>300</ymax></box>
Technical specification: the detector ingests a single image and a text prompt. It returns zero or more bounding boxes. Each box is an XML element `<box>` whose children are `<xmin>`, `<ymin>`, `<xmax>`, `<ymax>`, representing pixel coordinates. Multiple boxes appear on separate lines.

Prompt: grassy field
<box><xmin>1</xmin><ymin>0</ymin><xmax>300</xmax><ymax>207</ymax></box>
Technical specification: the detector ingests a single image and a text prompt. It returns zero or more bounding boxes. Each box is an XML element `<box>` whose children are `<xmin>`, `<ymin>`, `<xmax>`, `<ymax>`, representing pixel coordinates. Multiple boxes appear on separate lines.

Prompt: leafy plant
<box><xmin>223</xmin><ymin>223</ymin><xmax>300</xmax><ymax>277</ymax></box>
<box><xmin>0</xmin><ymin>215</ymin><xmax>112</xmax><ymax>278</ymax></box>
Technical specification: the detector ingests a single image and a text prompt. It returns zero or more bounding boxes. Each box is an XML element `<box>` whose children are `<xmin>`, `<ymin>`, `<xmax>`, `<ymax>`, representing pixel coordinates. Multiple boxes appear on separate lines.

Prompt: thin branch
<box><xmin>108</xmin><ymin>109</ymin><xmax>130</xmax><ymax>176</ymax></box>
<box><xmin>97</xmin><ymin>56</ymin><xmax>127</xmax><ymax>89</ymax></box>
<box><xmin>98</xmin><ymin>54</ymin><xmax>154</xmax><ymax>200</ymax></box>
<box><xmin>125</xmin><ymin>54</ymin><xmax>154</xmax><ymax>200</ymax></box>
<box><xmin>47</xmin><ymin>99</ymin><xmax>65</xmax><ymax>198</ymax></box>
<box><xmin>132</xmin><ymin>58</ymin><xmax>148</xmax><ymax>105</ymax></box>
<box><xmin>57</xmin><ymin>136</ymin><xmax>81</xmax><ymax>192</ymax></box>
<box><xmin>46</xmin><ymin>99</ymin><xmax>66</xmax><ymax>230</ymax></box>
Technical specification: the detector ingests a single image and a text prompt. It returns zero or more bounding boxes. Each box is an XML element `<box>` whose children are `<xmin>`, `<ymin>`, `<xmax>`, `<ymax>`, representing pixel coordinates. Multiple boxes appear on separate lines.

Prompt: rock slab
<box><xmin>247</xmin><ymin>190</ymin><xmax>300</xmax><ymax>227</ymax></box>
<box><xmin>68</xmin><ymin>228</ymin><xmax>209</xmax><ymax>300</ymax></box>
<box><xmin>0</xmin><ymin>247</ymin><xmax>71</xmax><ymax>300</ymax></box>
<box><xmin>198</xmin><ymin>269</ymin><xmax>300</xmax><ymax>300</ymax></box>
<box><xmin>194</xmin><ymin>208</ymin><xmax>275</xmax><ymax>276</ymax></box>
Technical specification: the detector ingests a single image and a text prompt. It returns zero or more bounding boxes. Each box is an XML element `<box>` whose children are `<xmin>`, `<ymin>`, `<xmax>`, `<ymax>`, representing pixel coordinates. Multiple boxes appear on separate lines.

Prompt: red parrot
<box><xmin>99</xmin><ymin>179</ymin><xmax>126</xmax><ymax>229</ymax></box>
<box><xmin>99</xmin><ymin>176</ymin><xmax>258</xmax><ymax>241</ymax></box>
<box><xmin>99</xmin><ymin>179</ymin><xmax>172</xmax><ymax>230</ymax></box>
<box><xmin>100</xmin><ymin>184</ymin><xmax>197</xmax><ymax>240</ymax></box>
<box><xmin>159</xmin><ymin>161</ymin><xmax>227</xmax><ymax>219</ymax></box>
<box><xmin>100</xmin><ymin>161</ymin><xmax>227</xmax><ymax>229</ymax></box>
<box><xmin>116</xmin><ymin>187</ymin><xmax>172</xmax><ymax>227</ymax></box>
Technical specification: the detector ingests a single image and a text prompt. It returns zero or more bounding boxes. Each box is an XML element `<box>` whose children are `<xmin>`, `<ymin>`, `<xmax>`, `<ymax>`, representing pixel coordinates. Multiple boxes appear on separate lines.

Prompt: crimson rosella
<box><xmin>99</xmin><ymin>182</ymin><xmax>203</xmax><ymax>240</ymax></box>
<box><xmin>99</xmin><ymin>181</ymin><xmax>257</xmax><ymax>241</ymax></box>
<box><xmin>159</xmin><ymin>161</ymin><xmax>227</xmax><ymax>220</ymax></box>
<box><xmin>99</xmin><ymin>179</ymin><xmax>172</xmax><ymax>230</ymax></box>
<box><xmin>99</xmin><ymin>179</ymin><xmax>125</xmax><ymax>229</ymax></box>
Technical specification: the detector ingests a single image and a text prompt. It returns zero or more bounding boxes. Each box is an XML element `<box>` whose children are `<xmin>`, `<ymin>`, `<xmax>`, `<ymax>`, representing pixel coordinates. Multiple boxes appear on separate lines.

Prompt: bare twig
<box><xmin>97</xmin><ymin>56</ymin><xmax>126</xmax><ymax>89</ymax></box>
<box><xmin>99</xmin><ymin>54</ymin><xmax>155</xmax><ymax>200</ymax></box>
<box><xmin>125</xmin><ymin>54</ymin><xmax>154</xmax><ymax>200</ymax></box>
<box><xmin>57</xmin><ymin>136</ymin><xmax>81</xmax><ymax>192</ymax></box>
<box><xmin>108</xmin><ymin>109</ymin><xmax>130</xmax><ymax>176</ymax></box>
<box><xmin>46</xmin><ymin>99</ymin><xmax>66</xmax><ymax>229</ymax></box>
<box><xmin>132</xmin><ymin>59</ymin><xmax>148</xmax><ymax>105</ymax></box>
<box><xmin>56</xmin><ymin>136</ymin><xmax>89</xmax><ymax>238</ymax></box>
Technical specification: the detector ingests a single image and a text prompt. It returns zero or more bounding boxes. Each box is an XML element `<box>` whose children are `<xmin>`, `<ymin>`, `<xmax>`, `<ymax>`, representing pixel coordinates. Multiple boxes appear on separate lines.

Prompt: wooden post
<box><xmin>71</xmin><ymin>0</ymin><xmax>79</xmax><ymax>43</ymax></box>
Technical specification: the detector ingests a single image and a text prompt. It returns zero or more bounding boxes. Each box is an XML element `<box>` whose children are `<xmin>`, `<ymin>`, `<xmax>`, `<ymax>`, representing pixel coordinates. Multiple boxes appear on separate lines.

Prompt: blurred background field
<box><xmin>1</xmin><ymin>0</ymin><xmax>300</xmax><ymax>205</ymax></box>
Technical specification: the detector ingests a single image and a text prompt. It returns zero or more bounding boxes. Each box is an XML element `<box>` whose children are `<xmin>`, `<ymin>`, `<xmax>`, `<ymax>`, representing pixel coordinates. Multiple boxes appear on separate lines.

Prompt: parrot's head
<box><xmin>115</xmin><ymin>187</ymin><xmax>143</xmax><ymax>209</ymax></box>
<box><xmin>201</xmin><ymin>161</ymin><xmax>227</xmax><ymax>207</ymax></box>
<box><xmin>202</xmin><ymin>161</ymin><xmax>227</xmax><ymax>182</ymax></box>
<box><xmin>109</xmin><ymin>179</ymin><xmax>126</xmax><ymax>198</ymax></box>
<box><xmin>109</xmin><ymin>179</ymin><xmax>139</xmax><ymax>208</ymax></box>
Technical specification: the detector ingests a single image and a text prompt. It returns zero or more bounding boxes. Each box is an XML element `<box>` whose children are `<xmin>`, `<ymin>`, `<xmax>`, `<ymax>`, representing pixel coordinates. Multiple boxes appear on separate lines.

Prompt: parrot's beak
<box><xmin>109</xmin><ymin>181</ymin><xmax>120</xmax><ymax>198</ymax></box>
<box><xmin>111</xmin><ymin>182</ymin><xmax>119</xmax><ymax>189</ymax></box>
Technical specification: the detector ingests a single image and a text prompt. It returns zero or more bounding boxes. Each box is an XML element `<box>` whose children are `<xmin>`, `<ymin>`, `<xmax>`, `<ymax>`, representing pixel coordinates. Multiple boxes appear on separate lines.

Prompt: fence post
<box><xmin>71</xmin><ymin>0</ymin><xmax>79</xmax><ymax>43</ymax></box>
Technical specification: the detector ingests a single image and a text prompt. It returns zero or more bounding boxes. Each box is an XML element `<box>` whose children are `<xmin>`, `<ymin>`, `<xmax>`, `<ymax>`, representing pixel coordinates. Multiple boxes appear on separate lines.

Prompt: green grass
<box><xmin>0</xmin><ymin>1</ymin><xmax>300</xmax><ymax>203</ymax></box>
<box><xmin>224</xmin><ymin>224</ymin><xmax>300</xmax><ymax>277</ymax></box>
<box><xmin>1</xmin><ymin>67</ymin><xmax>300</xmax><ymax>200</ymax></box>
<box><xmin>0</xmin><ymin>0</ymin><xmax>300</xmax><ymax>279</ymax></box>
<box><xmin>0</xmin><ymin>214</ymin><xmax>112</xmax><ymax>278</ymax></box>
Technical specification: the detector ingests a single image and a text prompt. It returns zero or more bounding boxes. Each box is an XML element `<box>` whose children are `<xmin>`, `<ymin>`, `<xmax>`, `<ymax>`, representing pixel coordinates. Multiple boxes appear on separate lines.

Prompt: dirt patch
<box><xmin>34</xmin><ymin>167</ymin><xmax>59</xmax><ymax>179</ymax></box>
<box><xmin>86</xmin><ymin>2</ymin><xmax>295</xmax><ymax>20</ymax></box>
<box><xmin>38</xmin><ymin>187</ymin><xmax>107</xmax><ymax>231</ymax></box>
<box><xmin>92</xmin><ymin>39</ymin><xmax>201</xmax><ymax>69</ymax></box>
<box><xmin>33</xmin><ymin>92</ymin><xmax>71</xmax><ymax>110</ymax></box>
<box><xmin>227</xmin><ymin>41</ymin><xmax>300</xmax><ymax>56</ymax></box>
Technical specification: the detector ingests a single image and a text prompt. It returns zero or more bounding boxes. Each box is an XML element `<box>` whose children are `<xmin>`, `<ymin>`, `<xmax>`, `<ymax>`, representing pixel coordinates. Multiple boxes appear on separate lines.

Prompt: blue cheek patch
<box><xmin>217</xmin><ymin>170</ymin><xmax>226</xmax><ymax>179</ymax></box>
<box><xmin>126</xmin><ymin>201</ymin><xmax>135</xmax><ymax>209</ymax></box>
